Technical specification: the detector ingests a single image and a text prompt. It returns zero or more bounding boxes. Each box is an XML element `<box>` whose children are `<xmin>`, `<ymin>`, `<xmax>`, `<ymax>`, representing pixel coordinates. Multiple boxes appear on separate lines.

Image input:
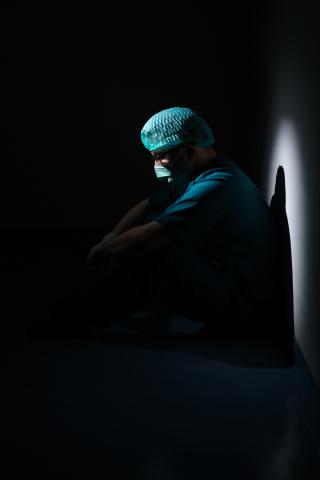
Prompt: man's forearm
<box><xmin>110</xmin><ymin>198</ymin><xmax>150</xmax><ymax>236</ymax></box>
<box><xmin>97</xmin><ymin>221</ymin><xmax>172</xmax><ymax>260</ymax></box>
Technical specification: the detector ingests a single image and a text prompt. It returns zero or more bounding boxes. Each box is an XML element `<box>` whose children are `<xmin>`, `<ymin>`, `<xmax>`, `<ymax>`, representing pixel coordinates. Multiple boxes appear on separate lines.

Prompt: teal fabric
<box><xmin>140</xmin><ymin>107</ymin><xmax>215</xmax><ymax>153</ymax></box>
<box><xmin>146</xmin><ymin>155</ymin><xmax>280</xmax><ymax>322</ymax></box>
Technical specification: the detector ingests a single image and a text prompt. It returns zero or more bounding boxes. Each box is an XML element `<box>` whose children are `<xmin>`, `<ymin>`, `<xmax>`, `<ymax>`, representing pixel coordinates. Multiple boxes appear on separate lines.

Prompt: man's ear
<box><xmin>184</xmin><ymin>144</ymin><xmax>195</xmax><ymax>162</ymax></box>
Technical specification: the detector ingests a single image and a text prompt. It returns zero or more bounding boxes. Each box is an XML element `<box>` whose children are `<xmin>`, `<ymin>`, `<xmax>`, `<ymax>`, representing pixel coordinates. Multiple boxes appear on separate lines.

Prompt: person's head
<box><xmin>140</xmin><ymin>107</ymin><xmax>217</xmax><ymax>182</ymax></box>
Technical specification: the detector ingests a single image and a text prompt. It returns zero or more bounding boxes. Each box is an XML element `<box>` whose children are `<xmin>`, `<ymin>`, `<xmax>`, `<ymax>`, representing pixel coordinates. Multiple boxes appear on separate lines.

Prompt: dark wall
<box><xmin>3</xmin><ymin>4</ymin><xmax>319</xmax><ymax>389</ymax></box>
<box><xmin>256</xmin><ymin>1</ymin><xmax>320</xmax><ymax>389</ymax></box>
<box><xmin>1</xmin><ymin>4</ymin><xmax>266</xmax><ymax>229</ymax></box>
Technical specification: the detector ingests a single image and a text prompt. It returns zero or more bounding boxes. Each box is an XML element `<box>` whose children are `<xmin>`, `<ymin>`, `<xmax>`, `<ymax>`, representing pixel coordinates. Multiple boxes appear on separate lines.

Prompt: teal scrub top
<box><xmin>146</xmin><ymin>155</ymin><xmax>280</xmax><ymax>321</ymax></box>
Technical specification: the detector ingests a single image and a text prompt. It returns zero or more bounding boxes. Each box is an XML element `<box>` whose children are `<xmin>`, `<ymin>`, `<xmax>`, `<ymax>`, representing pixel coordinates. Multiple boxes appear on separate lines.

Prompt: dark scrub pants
<box><xmin>45</xmin><ymin>241</ymin><xmax>237</xmax><ymax>336</ymax></box>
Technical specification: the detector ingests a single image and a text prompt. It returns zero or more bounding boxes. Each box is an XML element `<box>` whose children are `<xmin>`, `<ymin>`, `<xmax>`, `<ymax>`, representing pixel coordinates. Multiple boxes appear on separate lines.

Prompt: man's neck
<box><xmin>203</xmin><ymin>152</ymin><xmax>221</xmax><ymax>168</ymax></box>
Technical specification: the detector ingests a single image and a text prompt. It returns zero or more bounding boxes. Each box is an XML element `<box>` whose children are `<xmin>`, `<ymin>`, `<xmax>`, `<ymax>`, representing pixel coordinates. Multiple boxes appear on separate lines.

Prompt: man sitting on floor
<box><xmin>27</xmin><ymin>107</ymin><xmax>280</xmax><ymax>338</ymax></box>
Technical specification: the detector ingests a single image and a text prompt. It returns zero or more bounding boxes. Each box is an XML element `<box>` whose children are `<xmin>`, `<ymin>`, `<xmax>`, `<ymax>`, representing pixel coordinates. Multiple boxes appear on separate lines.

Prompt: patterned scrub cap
<box><xmin>140</xmin><ymin>107</ymin><xmax>215</xmax><ymax>153</ymax></box>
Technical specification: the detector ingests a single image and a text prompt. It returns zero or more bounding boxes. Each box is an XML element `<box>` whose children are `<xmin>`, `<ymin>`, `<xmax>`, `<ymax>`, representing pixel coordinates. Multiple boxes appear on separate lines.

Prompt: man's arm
<box><xmin>103</xmin><ymin>197</ymin><xmax>151</xmax><ymax>240</ymax></box>
<box><xmin>87</xmin><ymin>220</ymin><xmax>173</xmax><ymax>266</ymax></box>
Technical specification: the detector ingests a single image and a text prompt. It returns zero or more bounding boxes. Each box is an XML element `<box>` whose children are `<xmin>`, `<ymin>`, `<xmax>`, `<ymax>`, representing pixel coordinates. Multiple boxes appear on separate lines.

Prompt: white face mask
<box><xmin>153</xmin><ymin>146</ymin><xmax>188</xmax><ymax>183</ymax></box>
<box><xmin>154</xmin><ymin>164</ymin><xmax>174</xmax><ymax>182</ymax></box>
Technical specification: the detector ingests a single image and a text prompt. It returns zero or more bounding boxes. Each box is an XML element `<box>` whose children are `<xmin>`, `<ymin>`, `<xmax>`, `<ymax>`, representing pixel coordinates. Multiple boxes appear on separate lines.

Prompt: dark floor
<box><xmin>1</xmin><ymin>229</ymin><xmax>320</xmax><ymax>479</ymax></box>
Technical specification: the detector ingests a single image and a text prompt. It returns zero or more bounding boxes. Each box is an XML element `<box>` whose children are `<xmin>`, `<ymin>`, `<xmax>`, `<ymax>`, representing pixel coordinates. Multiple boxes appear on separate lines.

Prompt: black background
<box><xmin>1</xmin><ymin>3</ymin><xmax>270</xmax><ymax>229</ymax></box>
<box><xmin>2</xmin><ymin>3</ymin><xmax>320</xmax><ymax>477</ymax></box>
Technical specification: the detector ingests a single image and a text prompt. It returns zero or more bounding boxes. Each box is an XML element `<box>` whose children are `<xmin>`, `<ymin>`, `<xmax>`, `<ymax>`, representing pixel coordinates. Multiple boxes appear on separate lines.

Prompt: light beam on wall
<box><xmin>266</xmin><ymin>118</ymin><xmax>306</xmax><ymax>334</ymax></box>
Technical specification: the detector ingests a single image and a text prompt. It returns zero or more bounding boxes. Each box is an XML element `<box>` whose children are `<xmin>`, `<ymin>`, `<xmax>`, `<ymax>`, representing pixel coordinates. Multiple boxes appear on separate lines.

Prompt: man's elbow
<box><xmin>138</xmin><ymin>221</ymin><xmax>173</xmax><ymax>252</ymax></box>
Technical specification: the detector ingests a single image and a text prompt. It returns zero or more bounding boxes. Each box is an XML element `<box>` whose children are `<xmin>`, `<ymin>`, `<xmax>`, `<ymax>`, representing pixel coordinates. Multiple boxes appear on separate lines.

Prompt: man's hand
<box><xmin>101</xmin><ymin>231</ymin><xmax>117</xmax><ymax>243</ymax></box>
<box><xmin>86</xmin><ymin>232</ymin><xmax>118</xmax><ymax>271</ymax></box>
<box><xmin>86</xmin><ymin>221</ymin><xmax>173</xmax><ymax>268</ymax></box>
<box><xmin>86</xmin><ymin>241</ymin><xmax>115</xmax><ymax>272</ymax></box>
<box><xmin>86</xmin><ymin>244</ymin><xmax>101</xmax><ymax>267</ymax></box>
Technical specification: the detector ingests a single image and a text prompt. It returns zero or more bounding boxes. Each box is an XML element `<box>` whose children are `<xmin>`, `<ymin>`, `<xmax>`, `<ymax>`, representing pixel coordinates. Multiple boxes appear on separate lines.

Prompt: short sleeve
<box><xmin>152</xmin><ymin>171</ymin><xmax>234</xmax><ymax>249</ymax></box>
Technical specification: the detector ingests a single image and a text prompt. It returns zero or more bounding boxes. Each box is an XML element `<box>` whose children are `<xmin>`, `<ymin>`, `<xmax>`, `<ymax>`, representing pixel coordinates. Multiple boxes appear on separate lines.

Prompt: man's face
<box><xmin>151</xmin><ymin>145</ymin><xmax>192</xmax><ymax>174</ymax></box>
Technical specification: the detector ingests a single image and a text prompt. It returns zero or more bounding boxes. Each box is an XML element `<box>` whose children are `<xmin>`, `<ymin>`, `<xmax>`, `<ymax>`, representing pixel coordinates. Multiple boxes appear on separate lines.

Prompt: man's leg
<box><xmin>89</xmin><ymin>244</ymin><xmax>237</xmax><ymax>332</ymax></box>
<box><xmin>27</xmin><ymin>244</ymin><xmax>237</xmax><ymax>337</ymax></box>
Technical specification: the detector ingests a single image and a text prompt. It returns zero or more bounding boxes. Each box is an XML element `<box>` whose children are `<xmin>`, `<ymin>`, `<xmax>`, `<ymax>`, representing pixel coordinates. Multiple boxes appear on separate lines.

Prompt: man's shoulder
<box><xmin>193</xmin><ymin>156</ymin><xmax>239</xmax><ymax>184</ymax></box>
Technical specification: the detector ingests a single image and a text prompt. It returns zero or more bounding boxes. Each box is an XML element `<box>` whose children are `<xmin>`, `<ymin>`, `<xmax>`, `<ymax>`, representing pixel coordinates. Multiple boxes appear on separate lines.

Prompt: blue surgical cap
<box><xmin>140</xmin><ymin>107</ymin><xmax>215</xmax><ymax>153</ymax></box>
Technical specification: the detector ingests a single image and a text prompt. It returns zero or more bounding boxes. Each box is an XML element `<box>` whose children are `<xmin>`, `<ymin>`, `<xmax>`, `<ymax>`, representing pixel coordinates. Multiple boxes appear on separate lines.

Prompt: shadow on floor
<box><xmin>27</xmin><ymin>311</ymin><xmax>295</xmax><ymax>368</ymax></box>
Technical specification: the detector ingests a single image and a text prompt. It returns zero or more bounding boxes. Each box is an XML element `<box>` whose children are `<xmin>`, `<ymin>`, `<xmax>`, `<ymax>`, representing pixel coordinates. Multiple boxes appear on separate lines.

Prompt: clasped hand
<box><xmin>86</xmin><ymin>232</ymin><xmax>117</xmax><ymax>272</ymax></box>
